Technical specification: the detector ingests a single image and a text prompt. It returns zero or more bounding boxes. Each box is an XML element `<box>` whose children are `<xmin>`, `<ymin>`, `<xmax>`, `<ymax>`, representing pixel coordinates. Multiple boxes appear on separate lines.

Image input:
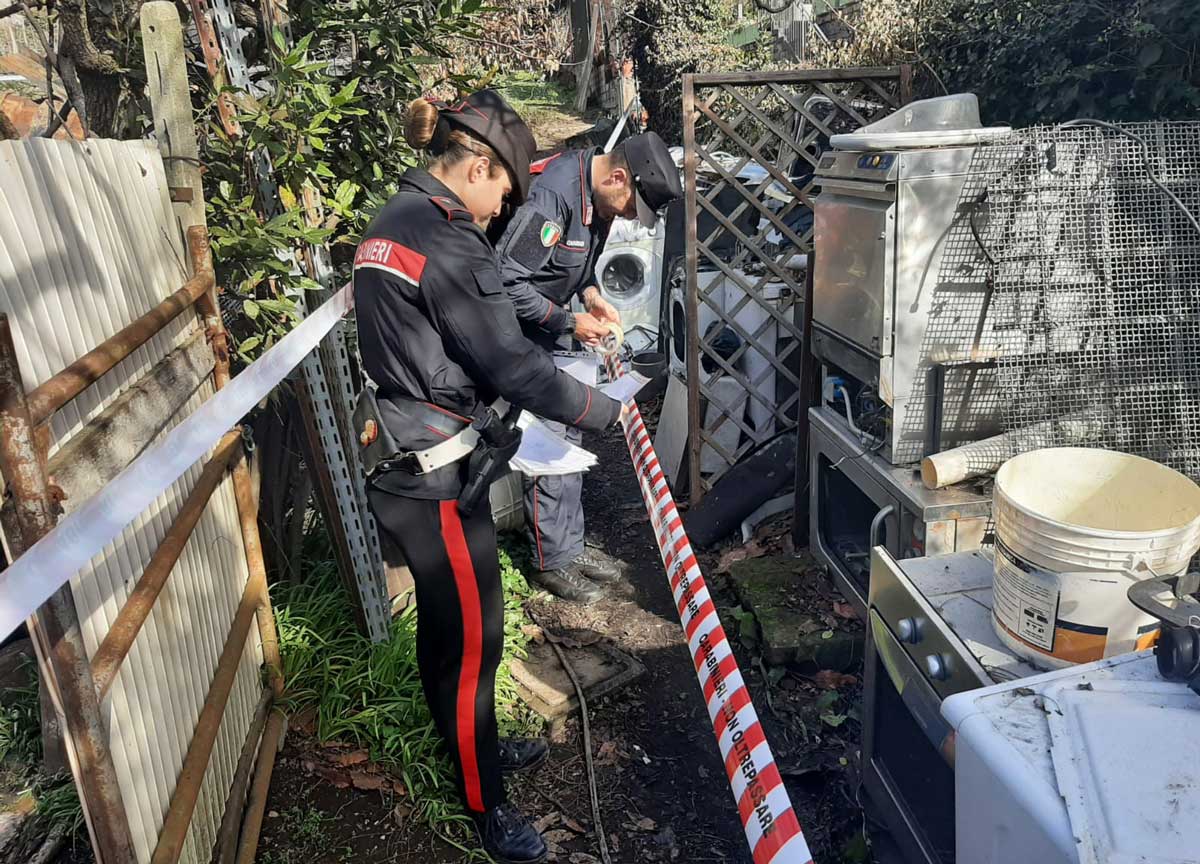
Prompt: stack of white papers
<box><xmin>513</xmin><ymin>356</ymin><xmax>647</xmax><ymax>476</ymax></box>
<box><xmin>510</xmin><ymin>413</ymin><xmax>598</xmax><ymax>476</ymax></box>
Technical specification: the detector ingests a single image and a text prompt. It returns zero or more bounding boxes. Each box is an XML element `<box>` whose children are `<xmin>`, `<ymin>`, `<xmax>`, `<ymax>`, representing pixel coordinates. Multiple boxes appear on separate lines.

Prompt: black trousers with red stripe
<box><xmin>368</xmin><ymin>488</ymin><xmax>505</xmax><ymax>813</ymax></box>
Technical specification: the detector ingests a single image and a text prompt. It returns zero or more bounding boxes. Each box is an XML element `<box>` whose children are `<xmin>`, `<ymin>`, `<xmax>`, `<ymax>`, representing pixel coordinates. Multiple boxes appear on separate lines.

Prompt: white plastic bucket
<box><xmin>489</xmin><ymin>470</ymin><xmax>525</xmax><ymax>533</ymax></box>
<box><xmin>991</xmin><ymin>447</ymin><xmax>1200</xmax><ymax>669</ymax></box>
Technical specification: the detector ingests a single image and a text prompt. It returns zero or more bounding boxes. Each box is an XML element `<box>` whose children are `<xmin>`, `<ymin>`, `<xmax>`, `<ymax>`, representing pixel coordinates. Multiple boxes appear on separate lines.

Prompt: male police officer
<box><xmin>496</xmin><ymin>132</ymin><xmax>683</xmax><ymax>602</ymax></box>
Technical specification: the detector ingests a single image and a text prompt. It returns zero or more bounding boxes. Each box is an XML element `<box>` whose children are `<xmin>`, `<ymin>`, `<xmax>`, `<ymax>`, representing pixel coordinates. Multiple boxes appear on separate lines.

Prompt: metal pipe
<box><xmin>231</xmin><ymin>450</ymin><xmax>284</xmax><ymax>696</ymax></box>
<box><xmin>185</xmin><ymin>226</ymin><xmax>283</xmax><ymax>696</ymax></box>
<box><xmin>0</xmin><ymin>316</ymin><xmax>138</xmax><ymax>864</ymax></box>
<box><xmin>186</xmin><ymin>226</ymin><xmax>231</xmax><ymax>390</ymax></box>
<box><xmin>89</xmin><ymin>429</ymin><xmax>243</xmax><ymax>700</ymax></box>
<box><xmin>150</xmin><ymin>565</ymin><xmax>263</xmax><ymax>864</ymax></box>
<box><xmin>25</xmin><ymin>271</ymin><xmax>214</xmax><ymax>427</ymax></box>
<box><xmin>233</xmin><ymin>710</ymin><xmax>286</xmax><ymax>864</ymax></box>
<box><xmin>214</xmin><ymin>687</ymin><xmax>273</xmax><ymax>864</ymax></box>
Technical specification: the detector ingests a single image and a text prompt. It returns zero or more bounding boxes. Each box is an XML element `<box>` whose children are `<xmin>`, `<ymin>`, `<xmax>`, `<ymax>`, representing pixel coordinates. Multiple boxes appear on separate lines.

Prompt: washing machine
<box><xmin>589</xmin><ymin>217</ymin><xmax>663</xmax><ymax>353</ymax></box>
<box><xmin>667</xmin><ymin>263</ymin><xmax>728</xmax><ymax>380</ymax></box>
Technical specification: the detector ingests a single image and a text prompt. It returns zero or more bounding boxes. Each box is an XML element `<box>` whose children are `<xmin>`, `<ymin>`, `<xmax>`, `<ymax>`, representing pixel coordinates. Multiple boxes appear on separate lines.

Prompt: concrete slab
<box><xmin>730</xmin><ymin>556</ymin><xmax>863</xmax><ymax>669</ymax></box>
<box><xmin>511</xmin><ymin>640</ymin><xmax>645</xmax><ymax>720</ymax></box>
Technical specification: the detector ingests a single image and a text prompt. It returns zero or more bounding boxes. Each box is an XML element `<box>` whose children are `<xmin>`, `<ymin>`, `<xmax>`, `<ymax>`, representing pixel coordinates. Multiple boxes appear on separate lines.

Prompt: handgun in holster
<box><xmin>457</xmin><ymin>404</ymin><xmax>523</xmax><ymax>517</ymax></box>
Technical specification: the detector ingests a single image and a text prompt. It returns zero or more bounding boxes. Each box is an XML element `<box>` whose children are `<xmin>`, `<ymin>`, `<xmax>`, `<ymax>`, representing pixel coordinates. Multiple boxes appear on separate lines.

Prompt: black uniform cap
<box><xmin>430</xmin><ymin>90</ymin><xmax>538</xmax><ymax>204</ymax></box>
<box><xmin>624</xmin><ymin>131</ymin><xmax>684</xmax><ymax>227</ymax></box>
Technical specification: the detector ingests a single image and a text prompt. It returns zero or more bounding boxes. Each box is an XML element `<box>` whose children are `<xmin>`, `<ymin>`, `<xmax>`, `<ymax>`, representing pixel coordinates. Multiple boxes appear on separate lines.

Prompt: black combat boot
<box><xmin>530</xmin><ymin>566</ymin><xmax>604</xmax><ymax>603</ymax></box>
<box><xmin>473</xmin><ymin>803</ymin><xmax>549</xmax><ymax>864</ymax></box>
<box><xmin>498</xmin><ymin>737</ymin><xmax>550</xmax><ymax>774</ymax></box>
<box><xmin>572</xmin><ymin>546</ymin><xmax>625</xmax><ymax>584</ymax></box>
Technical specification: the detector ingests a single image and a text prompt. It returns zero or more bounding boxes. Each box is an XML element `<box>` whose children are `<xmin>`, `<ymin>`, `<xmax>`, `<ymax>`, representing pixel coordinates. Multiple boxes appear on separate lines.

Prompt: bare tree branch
<box><xmin>0</xmin><ymin>0</ymin><xmax>48</xmax><ymax>19</ymax></box>
<box><xmin>13</xmin><ymin>0</ymin><xmax>86</xmax><ymax>139</ymax></box>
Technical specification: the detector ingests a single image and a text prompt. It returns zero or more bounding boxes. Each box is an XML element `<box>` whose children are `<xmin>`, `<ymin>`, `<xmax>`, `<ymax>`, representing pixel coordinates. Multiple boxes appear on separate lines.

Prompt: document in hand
<box><xmin>600</xmin><ymin>371</ymin><xmax>649</xmax><ymax>405</ymax></box>
<box><xmin>552</xmin><ymin>351</ymin><xmax>600</xmax><ymax>386</ymax></box>
<box><xmin>510</xmin><ymin>413</ymin><xmax>598</xmax><ymax>476</ymax></box>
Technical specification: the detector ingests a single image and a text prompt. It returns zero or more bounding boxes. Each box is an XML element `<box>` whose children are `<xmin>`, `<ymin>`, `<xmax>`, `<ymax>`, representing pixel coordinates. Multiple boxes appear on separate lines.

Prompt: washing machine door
<box><xmin>593</xmin><ymin>226</ymin><xmax>662</xmax><ymax>351</ymax></box>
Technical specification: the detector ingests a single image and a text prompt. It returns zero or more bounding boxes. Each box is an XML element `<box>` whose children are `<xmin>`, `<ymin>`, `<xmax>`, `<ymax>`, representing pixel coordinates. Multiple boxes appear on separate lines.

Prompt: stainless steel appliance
<box><xmin>809</xmin><ymin>406</ymin><xmax>990</xmax><ymax>613</ymax></box>
<box><xmin>812</xmin><ymin>147</ymin><xmax>1002</xmax><ymax>465</ymax></box>
<box><xmin>864</xmin><ymin>548</ymin><xmax>1040</xmax><ymax>864</ymax></box>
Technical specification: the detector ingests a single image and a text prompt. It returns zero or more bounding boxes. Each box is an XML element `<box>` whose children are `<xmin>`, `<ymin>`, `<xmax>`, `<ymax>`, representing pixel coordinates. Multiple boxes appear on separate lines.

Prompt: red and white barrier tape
<box><xmin>606</xmin><ymin>355</ymin><xmax>813</xmax><ymax>864</ymax></box>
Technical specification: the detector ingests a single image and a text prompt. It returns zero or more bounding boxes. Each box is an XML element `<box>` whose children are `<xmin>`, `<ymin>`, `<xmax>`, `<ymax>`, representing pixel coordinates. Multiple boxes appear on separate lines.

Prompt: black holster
<box><xmin>457</xmin><ymin>405</ymin><xmax>523</xmax><ymax>517</ymax></box>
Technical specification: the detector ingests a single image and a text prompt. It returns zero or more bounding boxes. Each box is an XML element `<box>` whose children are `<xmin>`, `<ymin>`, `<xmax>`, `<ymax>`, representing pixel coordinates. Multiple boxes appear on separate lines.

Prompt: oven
<box><xmin>862</xmin><ymin>547</ymin><xmax>1043</xmax><ymax>864</ymax></box>
<box><xmin>809</xmin><ymin>406</ymin><xmax>990</xmax><ymax>614</ymax></box>
<box><xmin>812</xmin><ymin>147</ymin><xmax>1005</xmax><ymax>465</ymax></box>
<box><xmin>863</xmin><ymin>548</ymin><xmax>991</xmax><ymax>864</ymax></box>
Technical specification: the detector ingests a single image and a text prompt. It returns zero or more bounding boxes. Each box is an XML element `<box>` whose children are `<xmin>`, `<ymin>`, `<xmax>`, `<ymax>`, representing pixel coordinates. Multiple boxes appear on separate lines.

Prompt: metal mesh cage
<box><xmin>949</xmin><ymin>121</ymin><xmax>1200</xmax><ymax>483</ymax></box>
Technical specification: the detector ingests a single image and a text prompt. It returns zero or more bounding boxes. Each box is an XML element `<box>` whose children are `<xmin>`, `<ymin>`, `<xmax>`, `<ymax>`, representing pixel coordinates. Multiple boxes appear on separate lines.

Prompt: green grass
<box><xmin>0</xmin><ymin>660</ymin><xmax>86</xmax><ymax>849</ymax></box>
<box><xmin>0</xmin><ymin>662</ymin><xmax>41</xmax><ymax>767</ymax></box>
<box><xmin>273</xmin><ymin>524</ymin><xmax>541</xmax><ymax>848</ymax></box>
<box><xmin>490</xmin><ymin>71</ymin><xmax>588</xmax><ymax>145</ymax></box>
<box><xmin>34</xmin><ymin>777</ymin><xmax>85</xmax><ymax>839</ymax></box>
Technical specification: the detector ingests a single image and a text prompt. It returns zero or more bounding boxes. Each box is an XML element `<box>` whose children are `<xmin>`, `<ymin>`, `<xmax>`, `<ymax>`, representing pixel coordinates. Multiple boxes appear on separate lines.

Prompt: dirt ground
<box><xmin>257</xmin><ymin>398</ymin><xmax>891</xmax><ymax>864</ymax></box>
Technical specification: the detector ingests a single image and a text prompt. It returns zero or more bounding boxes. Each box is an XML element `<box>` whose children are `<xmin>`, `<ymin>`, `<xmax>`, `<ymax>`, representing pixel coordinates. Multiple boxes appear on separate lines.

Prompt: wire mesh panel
<box><xmin>681</xmin><ymin>67</ymin><xmax>910</xmax><ymax>500</ymax></box>
<box><xmin>944</xmin><ymin>122</ymin><xmax>1200</xmax><ymax>483</ymax></box>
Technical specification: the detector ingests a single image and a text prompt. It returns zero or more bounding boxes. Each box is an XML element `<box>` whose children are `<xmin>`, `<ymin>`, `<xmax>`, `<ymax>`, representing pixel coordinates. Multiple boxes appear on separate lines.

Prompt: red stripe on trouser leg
<box><xmin>438</xmin><ymin>500</ymin><xmax>485</xmax><ymax>812</ymax></box>
<box><xmin>533</xmin><ymin>487</ymin><xmax>544</xmax><ymax>570</ymax></box>
<box><xmin>751</xmin><ymin>809</ymin><xmax>807</xmax><ymax>864</ymax></box>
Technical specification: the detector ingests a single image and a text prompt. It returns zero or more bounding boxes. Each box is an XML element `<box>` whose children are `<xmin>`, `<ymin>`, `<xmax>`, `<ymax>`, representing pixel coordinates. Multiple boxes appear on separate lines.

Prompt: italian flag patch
<box><xmin>540</xmin><ymin>221</ymin><xmax>562</xmax><ymax>247</ymax></box>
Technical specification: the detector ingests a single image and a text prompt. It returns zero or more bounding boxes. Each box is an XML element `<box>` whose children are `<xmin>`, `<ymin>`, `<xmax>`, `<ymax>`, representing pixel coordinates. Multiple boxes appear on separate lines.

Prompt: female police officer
<box><xmin>353</xmin><ymin>91</ymin><xmax>623</xmax><ymax>864</ymax></box>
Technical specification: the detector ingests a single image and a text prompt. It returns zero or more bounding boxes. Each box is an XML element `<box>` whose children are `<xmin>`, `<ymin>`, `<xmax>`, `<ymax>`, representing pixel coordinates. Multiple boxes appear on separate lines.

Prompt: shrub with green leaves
<box><xmin>813</xmin><ymin>0</ymin><xmax>1200</xmax><ymax>125</ymax></box>
<box><xmin>201</xmin><ymin>0</ymin><xmax>487</xmax><ymax>359</ymax></box>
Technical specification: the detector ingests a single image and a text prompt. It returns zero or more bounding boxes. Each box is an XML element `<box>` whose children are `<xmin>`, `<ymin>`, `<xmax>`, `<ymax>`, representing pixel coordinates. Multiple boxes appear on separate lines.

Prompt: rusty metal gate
<box><xmin>681</xmin><ymin>67</ymin><xmax>911</xmax><ymax>501</ymax></box>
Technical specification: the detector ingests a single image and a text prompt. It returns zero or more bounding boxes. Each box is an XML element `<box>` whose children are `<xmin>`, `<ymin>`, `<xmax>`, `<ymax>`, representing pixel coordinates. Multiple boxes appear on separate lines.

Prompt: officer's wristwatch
<box><xmin>564</xmin><ymin>311</ymin><xmax>577</xmax><ymax>336</ymax></box>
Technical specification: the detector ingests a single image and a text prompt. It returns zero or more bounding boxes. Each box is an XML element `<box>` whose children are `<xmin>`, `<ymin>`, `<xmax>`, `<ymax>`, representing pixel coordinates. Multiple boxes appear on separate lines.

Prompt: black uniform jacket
<box><xmin>496</xmin><ymin>149</ymin><xmax>611</xmax><ymax>346</ymax></box>
<box><xmin>354</xmin><ymin>168</ymin><xmax>620</xmax><ymax>499</ymax></box>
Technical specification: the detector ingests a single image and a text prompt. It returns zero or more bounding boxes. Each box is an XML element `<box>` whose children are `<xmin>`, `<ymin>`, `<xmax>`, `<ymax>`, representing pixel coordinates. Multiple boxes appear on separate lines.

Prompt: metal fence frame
<box><xmin>681</xmin><ymin>66</ymin><xmax>911</xmax><ymax>502</ymax></box>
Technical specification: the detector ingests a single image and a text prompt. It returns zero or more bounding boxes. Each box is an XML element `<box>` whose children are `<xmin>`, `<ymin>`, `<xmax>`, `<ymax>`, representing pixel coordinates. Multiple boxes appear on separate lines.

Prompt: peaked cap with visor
<box><xmin>426</xmin><ymin>90</ymin><xmax>538</xmax><ymax>204</ymax></box>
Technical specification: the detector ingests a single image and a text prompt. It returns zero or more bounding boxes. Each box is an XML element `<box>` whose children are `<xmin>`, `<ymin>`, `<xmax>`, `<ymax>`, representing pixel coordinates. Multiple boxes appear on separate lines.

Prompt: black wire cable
<box><xmin>1061</xmin><ymin>118</ymin><xmax>1200</xmax><ymax>239</ymax></box>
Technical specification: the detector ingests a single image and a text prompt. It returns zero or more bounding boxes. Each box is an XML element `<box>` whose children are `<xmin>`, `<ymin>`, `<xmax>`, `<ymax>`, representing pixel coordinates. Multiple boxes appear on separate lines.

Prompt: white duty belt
<box><xmin>392</xmin><ymin>398</ymin><xmax>509</xmax><ymax>475</ymax></box>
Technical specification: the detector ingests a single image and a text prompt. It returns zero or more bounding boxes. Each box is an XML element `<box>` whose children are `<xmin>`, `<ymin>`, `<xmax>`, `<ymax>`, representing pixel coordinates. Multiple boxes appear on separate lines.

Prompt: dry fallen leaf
<box><xmin>292</xmin><ymin>706</ymin><xmax>318</xmax><ymax>736</ymax></box>
<box><xmin>562</xmin><ymin>816</ymin><xmax>587</xmax><ymax>834</ymax></box>
<box><xmin>832</xmin><ymin>601</ymin><xmax>858</xmax><ymax>621</ymax></box>
<box><xmin>596</xmin><ymin>740</ymin><xmax>620</xmax><ymax>763</ymax></box>
<box><xmin>543</xmin><ymin>829</ymin><xmax>576</xmax><ymax>845</ymax></box>
<box><xmin>569</xmin><ymin>854</ymin><xmax>600</xmax><ymax>864</ymax></box>
<box><xmin>521</xmin><ymin>624</ymin><xmax>546</xmax><ymax>644</ymax></box>
<box><xmin>330</xmin><ymin>749</ymin><xmax>369</xmax><ymax>766</ymax></box>
<box><xmin>812</xmin><ymin>670</ymin><xmax>858</xmax><ymax>690</ymax></box>
<box><xmin>312</xmin><ymin>765</ymin><xmax>350</xmax><ymax>788</ymax></box>
<box><xmin>636</xmin><ymin>817</ymin><xmax>658</xmax><ymax>831</ymax></box>
<box><xmin>716</xmin><ymin>539</ymin><xmax>767</xmax><ymax>573</ymax></box>
<box><xmin>349</xmin><ymin>770</ymin><xmax>388</xmax><ymax>791</ymax></box>
<box><xmin>533</xmin><ymin>812</ymin><xmax>562</xmax><ymax>833</ymax></box>
<box><xmin>392</xmin><ymin>803</ymin><xmax>411</xmax><ymax>828</ymax></box>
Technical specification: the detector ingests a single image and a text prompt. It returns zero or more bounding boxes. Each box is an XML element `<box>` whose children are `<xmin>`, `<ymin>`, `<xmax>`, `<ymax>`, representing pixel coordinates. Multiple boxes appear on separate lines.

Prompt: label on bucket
<box><xmin>993</xmin><ymin>541</ymin><xmax>1061</xmax><ymax>652</ymax></box>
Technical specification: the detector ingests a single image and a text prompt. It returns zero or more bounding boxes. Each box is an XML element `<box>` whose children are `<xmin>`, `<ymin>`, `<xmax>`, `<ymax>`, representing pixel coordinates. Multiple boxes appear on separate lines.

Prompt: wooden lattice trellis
<box><xmin>681</xmin><ymin>67</ymin><xmax>912</xmax><ymax>501</ymax></box>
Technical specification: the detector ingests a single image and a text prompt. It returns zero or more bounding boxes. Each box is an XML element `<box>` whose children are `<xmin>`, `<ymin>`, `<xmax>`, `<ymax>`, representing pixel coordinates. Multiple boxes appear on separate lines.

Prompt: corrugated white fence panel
<box><xmin>0</xmin><ymin>137</ymin><xmax>263</xmax><ymax>864</ymax></box>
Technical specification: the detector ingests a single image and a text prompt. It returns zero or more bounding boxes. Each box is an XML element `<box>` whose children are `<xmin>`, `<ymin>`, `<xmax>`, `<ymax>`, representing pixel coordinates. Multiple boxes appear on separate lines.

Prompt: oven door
<box><xmin>813</xmin><ymin>178</ymin><xmax>896</xmax><ymax>357</ymax></box>
<box><xmin>863</xmin><ymin>608</ymin><xmax>957</xmax><ymax>864</ymax></box>
<box><xmin>809</xmin><ymin>412</ymin><xmax>899</xmax><ymax>613</ymax></box>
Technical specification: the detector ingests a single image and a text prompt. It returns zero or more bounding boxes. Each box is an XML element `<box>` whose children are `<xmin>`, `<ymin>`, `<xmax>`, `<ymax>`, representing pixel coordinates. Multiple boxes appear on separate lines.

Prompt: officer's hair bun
<box><xmin>405</xmin><ymin>98</ymin><xmax>439</xmax><ymax>150</ymax></box>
